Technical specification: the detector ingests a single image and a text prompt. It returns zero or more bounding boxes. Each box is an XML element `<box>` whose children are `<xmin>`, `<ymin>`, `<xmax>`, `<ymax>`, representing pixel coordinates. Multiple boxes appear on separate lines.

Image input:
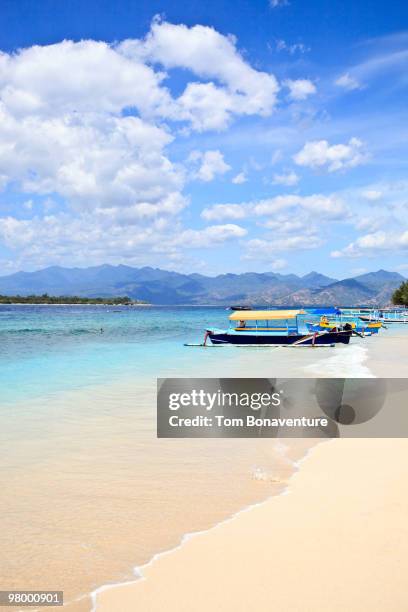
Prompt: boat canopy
<box><xmin>229</xmin><ymin>309</ymin><xmax>305</xmax><ymax>321</ymax></box>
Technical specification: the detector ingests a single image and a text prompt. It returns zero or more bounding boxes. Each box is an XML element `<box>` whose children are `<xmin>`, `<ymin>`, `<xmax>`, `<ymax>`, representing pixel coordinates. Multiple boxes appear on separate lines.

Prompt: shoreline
<box><xmin>91</xmin><ymin>439</ymin><xmax>322</xmax><ymax>611</ymax></box>
<box><xmin>95</xmin><ymin>437</ymin><xmax>408</xmax><ymax>611</ymax></box>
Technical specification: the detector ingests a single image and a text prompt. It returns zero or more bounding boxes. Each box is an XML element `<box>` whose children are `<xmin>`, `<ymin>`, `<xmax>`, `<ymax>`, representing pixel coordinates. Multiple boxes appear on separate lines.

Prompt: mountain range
<box><xmin>0</xmin><ymin>265</ymin><xmax>404</xmax><ymax>306</ymax></box>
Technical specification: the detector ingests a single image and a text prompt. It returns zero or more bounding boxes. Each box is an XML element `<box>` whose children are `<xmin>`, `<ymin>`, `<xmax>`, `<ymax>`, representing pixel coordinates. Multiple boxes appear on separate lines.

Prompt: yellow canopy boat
<box><xmin>229</xmin><ymin>309</ymin><xmax>305</xmax><ymax>321</ymax></box>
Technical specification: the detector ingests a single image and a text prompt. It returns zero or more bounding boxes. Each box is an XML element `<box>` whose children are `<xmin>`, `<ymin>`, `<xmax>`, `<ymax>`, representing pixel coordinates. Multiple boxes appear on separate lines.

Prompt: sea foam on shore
<box><xmin>95</xmin><ymin>438</ymin><xmax>408</xmax><ymax>612</ymax></box>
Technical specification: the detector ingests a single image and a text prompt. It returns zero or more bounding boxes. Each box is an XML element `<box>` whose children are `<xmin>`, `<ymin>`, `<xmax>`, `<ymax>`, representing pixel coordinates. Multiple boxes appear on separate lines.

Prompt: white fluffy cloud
<box><xmin>293</xmin><ymin>138</ymin><xmax>366</xmax><ymax>172</ymax></box>
<box><xmin>284</xmin><ymin>79</ymin><xmax>316</xmax><ymax>100</ymax></box>
<box><xmin>0</xmin><ymin>18</ymin><xmax>392</xmax><ymax>273</ymax></box>
<box><xmin>200</xmin><ymin>192</ymin><xmax>349</xmax><ymax>223</ymax></box>
<box><xmin>0</xmin><ymin>20</ymin><xmax>282</xmax><ymax>268</ymax></box>
<box><xmin>0</xmin><ymin>106</ymin><xmax>185</xmax><ymax>214</ymax></box>
<box><xmin>177</xmin><ymin>82</ymin><xmax>234</xmax><ymax>131</ymax></box>
<box><xmin>0</xmin><ymin>213</ymin><xmax>248</xmax><ymax>270</ymax></box>
<box><xmin>126</xmin><ymin>19</ymin><xmax>280</xmax><ymax>130</ymax></box>
<box><xmin>331</xmin><ymin>231</ymin><xmax>408</xmax><ymax>258</ymax></box>
<box><xmin>189</xmin><ymin>150</ymin><xmax>231</xmax><ymax>182</ymax></box>
<box><xmin>0</xmin><ymin>19</ymin><xmax>279</xmax><ymax>210</ymax></box>
<box><xmin>0</xmin><ymin>39</ymin><xmax>172</xmax><ymax>118</ymax></box>
<box><xmin>0</xmin><ymin>212</ymin><xmax>174</xmax><ymax>267</ymax></box>
<box><xmin>253</xmin><ymin>193</ymin><xmax>349</xmax><ymax>219</ymax></box>
<box><xmin>0</xmin><ymin>35</ymin><xmax>187</xmax><ymax>224</ymax></box>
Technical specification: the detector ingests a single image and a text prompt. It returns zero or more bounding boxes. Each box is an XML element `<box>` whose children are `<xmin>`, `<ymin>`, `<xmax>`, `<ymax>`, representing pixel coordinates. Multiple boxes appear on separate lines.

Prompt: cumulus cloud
<box><xmin>270</xmin><ymin>0</ymin><xmax>289</xmax><ymax>7</ymax></box>
<box><xmin>200</xmin><ymin>192</ymin><xmax>349</xmax><ymax>224</ymax></box>
<box><xmin>331</xmin><ymin>230</ymin><xmax>408</xmax><ymax>258</ymax></box>
<box><xmin>0</xmin><ymin>39</ymin><xmax>174</xmax><ymax>118</ymax></box>
<box><xmin>128</xmin><ymin>19</ymin><xmax>280</xmax><ymax>129</ymax></box>
<box><xmin>0</xmin><ymin>20</ymin><xmax>277</xmax><ymax>211</ymax></box>
<box><xmin>0</xmin><ymin>212</ymin><xmax>173</xmax><ymax>266</ymax></box>
<box><xmin>200</xmin><ymin>192</ymin><xmax>350</xmax><ymax>261</ymax></box>
<box><xmin>335</xmin><ymin>73</ymin><xmax>362</xmax><ymax>91</ymax></box>
<box><xmin>252</xmin><ymin>193</ymin><xmax>349</xmax><ymax>219</ymax></box>
<box><xmin>0</xmin><ymin>213</ymin><xmax>247</xmax><ymax>270</ymax></box>
<box><xmin>0</xmin><ymin>107</ymin><xmax>184</xmax><ymax>214</ymax></box>
<box><xmin>0</xmin><ymin>34</ymin><xmax>189</xmax><ymax>228</ymax></box>
<box><xmin>189</xmin><ymin>150</ymin><xmax>231</xmax><ymax>182</ymax></box>
<box><xmin>177</xmin><ymin>82</ymin><xmax>234</xmax><ymax>131</ymax></box>
<box><xmin>293</xmin><ymin>138</ymin><xmax>367</xmax><ymax>172</ymax></box>
<box><xmin>284</xmin><ymin>79</ymin><xmax>316</xmax><ymax>100</ymax></box>
<box><xmin>0</xmin><ymin>20</ymin><xmax>283</xmax><ymax>268</ymax></box>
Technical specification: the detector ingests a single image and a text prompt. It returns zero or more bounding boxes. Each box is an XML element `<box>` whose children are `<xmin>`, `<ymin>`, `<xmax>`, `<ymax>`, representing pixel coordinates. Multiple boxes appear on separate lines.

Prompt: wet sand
<box><xmin>96</xmin><ymin>438</ymin><xmax>408</xmax><ymax>612</ymax></box>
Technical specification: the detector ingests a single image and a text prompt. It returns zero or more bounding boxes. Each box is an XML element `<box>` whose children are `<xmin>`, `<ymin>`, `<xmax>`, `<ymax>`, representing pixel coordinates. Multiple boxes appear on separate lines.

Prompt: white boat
<box><xmin>358</xmin><ymin>308</ymin><xmax>408</xmax><ymax>324</ymax></box>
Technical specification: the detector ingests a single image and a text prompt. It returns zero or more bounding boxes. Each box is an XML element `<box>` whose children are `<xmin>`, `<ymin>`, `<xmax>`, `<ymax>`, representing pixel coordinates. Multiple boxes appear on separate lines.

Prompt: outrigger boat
<box><xmin>306</xmin><ymin>314</ymin><xmax>382</xmax><ymax>335</ymax></box>
<box><xmin>202</xmin><ymin>310</ymin><xmax>353</xmax><ymax>347</ymax></box>
<box><xmin>359</xmin><ymin>308</ymin><xmax>408</xmax><ymax>324</ymax></box>
<box><xmin>340</xmin><ymin>307</ymin><xmax>408</xmax><ymax>324</ymax></box>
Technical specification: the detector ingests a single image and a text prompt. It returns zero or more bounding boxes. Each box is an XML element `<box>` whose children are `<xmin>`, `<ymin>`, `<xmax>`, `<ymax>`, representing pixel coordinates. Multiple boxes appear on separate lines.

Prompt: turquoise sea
<box><xmin>0</xmin><ymin>305</ymin><xmax>231</xmax><ymax>403</ymax></box>
<box><xmin>2</xmin><ymin>304</ymin><xmax>408</xmax><ymax>404</ymax></box>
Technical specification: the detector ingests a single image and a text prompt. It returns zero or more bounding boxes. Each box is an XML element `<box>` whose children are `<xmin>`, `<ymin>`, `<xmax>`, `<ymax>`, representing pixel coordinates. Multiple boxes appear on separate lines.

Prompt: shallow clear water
<box><xmin>0</xmin><ymin>305</ymin><xmax>229</xmax><ymax>402</ymax></box>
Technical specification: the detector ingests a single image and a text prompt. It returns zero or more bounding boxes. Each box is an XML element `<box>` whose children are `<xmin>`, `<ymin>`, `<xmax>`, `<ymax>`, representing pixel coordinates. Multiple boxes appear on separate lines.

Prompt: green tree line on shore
<box><xmin>0</xmin><ymin>294</ymin><xmax>148</xmax><ymax>305</ymax></box>
<box><xmin>392</xmin><ymin>281</ymin><xmax>408</xmax><ymax>306</ymax></box>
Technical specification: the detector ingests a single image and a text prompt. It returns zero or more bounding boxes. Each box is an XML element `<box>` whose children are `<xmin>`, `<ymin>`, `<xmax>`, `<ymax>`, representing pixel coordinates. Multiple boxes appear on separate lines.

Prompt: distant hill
<box><xmin>0</xmin><ymin>265</ymin><xmax>404</xmax><ymax>306</ymax></box>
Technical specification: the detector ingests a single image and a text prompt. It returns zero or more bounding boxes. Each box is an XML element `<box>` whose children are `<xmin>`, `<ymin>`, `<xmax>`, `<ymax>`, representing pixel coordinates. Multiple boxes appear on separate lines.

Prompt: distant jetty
<box><xmin>0</xmin><ymin>294</ymin><xmax>150</xmax><ymax>305</ymax></box>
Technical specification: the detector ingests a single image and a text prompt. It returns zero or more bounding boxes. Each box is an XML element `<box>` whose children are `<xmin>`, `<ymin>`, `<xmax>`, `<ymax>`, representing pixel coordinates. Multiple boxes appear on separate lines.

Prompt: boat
<box><xmin>306</xmin><ymin>314</ymin><xmax>382</xmax><ymax>335</ymax></box>
<box><xmin>339</xmin><ymin>306</ymin><xmax>408</xmax><ymax>324</ymax></box>
<box><xmin>227</xmin><ymin>304</ymin><xmax>252</xmax><ymax>311</ymax></box>
<box><xmin>357</xmin><ymin>308</ymin><xmax>408</xmax><ymax>324</ymax></box>
<box><xmin>204</xmin><ymin>310</ymin><xmax>353</xmax><ymax>346</ymax></box>
<box><xmin>373</xmin><ymin>308</ymin><xmax>408</xmax><ymax>324</ymax></box>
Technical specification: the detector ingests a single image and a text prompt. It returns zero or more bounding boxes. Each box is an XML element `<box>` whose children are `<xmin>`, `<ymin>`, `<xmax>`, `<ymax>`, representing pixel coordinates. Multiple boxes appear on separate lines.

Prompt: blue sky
<box><xmin>0</xmin><ymin>0</ymin><xmax>407</xmax><ymax>278</ymax></box>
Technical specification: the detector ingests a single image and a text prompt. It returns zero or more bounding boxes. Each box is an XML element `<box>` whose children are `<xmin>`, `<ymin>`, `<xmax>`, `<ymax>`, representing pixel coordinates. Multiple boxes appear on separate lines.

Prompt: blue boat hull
<box><xmin>306</xmin><ymin>323</ymin><xmax>378</xmax><ymax>335</ymax></box>
<box><xmin>207</xmin><ymin>330</ymin><xmax>351</xmax><ymax>346</ymax></box>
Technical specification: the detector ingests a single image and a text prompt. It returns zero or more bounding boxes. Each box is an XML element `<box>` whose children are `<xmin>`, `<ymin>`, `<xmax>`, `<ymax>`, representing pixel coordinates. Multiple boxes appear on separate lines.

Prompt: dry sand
<box><xmin>366</xmin><ymin>332</ymin><xmax>408</xmax><ymax>377</ymax></box>
<box><xmin>96</xmin><ymin>438</ymin><xmax>408</xmax><ymax>612</ymax></box>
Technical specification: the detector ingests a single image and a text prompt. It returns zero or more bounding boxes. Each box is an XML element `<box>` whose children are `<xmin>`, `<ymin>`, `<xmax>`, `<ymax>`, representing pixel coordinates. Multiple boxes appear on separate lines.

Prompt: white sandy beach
<box><xmin>96</xmin><ymin>438</ymin><xmax>408</xmax><ymax>612</ymax></box>
<box><xmin>365</xmin><ymin>331</ymin><xmax>408</xmax><ymax>377</ymax></box>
